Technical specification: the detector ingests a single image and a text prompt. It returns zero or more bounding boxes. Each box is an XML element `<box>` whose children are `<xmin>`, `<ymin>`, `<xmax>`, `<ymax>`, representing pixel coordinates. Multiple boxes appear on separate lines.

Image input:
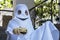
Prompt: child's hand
<box><xmin>19</xmin><ymin>27</ymin><xmax>27</xmax><ymax>34</ymax></box>
<box><xmin>13</xmin><ymin>27</ymin><xmax>27</xmax><ymax>35</ymax></box>
<box><xmin>13</xmin><ymin>28</ymin><xmax>21</xmax><ymax>35</ymax></box>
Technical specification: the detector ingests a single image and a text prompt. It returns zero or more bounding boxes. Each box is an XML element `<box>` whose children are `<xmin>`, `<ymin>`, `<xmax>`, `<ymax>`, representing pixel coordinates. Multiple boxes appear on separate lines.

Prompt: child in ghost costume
<box><xmin>6</xmin><ymin>4</ymin><xmax>34</xmax><ymax>40</ymax></box>
<box><xmin>6</xmin><ymin>4</ymin><xmax>59</xmax><ymax>40</ymax></box>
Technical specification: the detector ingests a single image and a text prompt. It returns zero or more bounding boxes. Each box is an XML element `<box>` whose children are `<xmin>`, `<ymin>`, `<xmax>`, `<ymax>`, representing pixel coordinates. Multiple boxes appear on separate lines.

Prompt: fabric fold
<box><xmin>31</xmin><ymin>21</ymin><xmax>59</xmax><ymax>40</ymax></box>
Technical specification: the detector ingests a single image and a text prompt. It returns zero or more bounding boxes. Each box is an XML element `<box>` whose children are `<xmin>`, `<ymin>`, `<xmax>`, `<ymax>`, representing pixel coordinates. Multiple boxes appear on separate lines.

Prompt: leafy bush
<box><xmin>0</xmin><ymin>0</ymin><xmax>13</xmax><ymax>10</ymax></box>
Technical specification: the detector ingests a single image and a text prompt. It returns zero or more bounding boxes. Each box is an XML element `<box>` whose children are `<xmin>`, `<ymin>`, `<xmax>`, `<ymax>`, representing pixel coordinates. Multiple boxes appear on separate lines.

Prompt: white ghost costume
<box><xmin>31</xmin><ymin>21</ymin><xmax>59</xmax><ymax>40</ymax></box>
<box><xmin>6</xmin><ymin>4</ymin><xmax>59</xmax><ymax>40</ymax></box>
<box><xmin>6</xmin><ymin>4</ymin><xmax>34</xmax><ymax>40</ymax></box>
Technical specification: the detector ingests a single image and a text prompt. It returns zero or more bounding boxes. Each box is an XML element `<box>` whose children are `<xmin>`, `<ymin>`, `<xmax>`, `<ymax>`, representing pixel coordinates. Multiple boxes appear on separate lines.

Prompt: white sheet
<box><xmin>6</xmin><ymin>4</ymin><xmax>34</xmax><ymax>40</ymax></box>
<box><xmin>31</xmin><ymin>21</ymin><xmax>59</xmax><ymax>40</ymax></box>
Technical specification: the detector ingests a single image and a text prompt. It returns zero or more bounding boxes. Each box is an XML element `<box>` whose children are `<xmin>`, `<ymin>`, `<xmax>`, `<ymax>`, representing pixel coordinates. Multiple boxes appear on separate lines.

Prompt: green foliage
<box><xmin>34</xmin><ymin>0</ymin><xmax>59</xmax><ymax>19</ymax></box>
<box><xmin>0</xmin><ymin>0</ymin><xmax>13</xmax><ymax>10</ymax></box>
<box><xmin>34</xmin><ymin>0</ymin><xmax>59</xmax><ymax>27</ymax></box>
